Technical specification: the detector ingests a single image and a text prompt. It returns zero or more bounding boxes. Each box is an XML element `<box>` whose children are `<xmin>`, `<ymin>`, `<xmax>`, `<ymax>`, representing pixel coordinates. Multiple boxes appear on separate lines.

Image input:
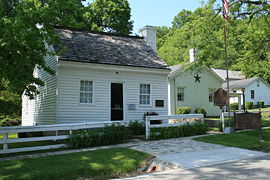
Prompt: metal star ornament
<box><xmin>194</xmin><ymin>73</ymin><xmax>201</xmax><ymax>83</ymax></box>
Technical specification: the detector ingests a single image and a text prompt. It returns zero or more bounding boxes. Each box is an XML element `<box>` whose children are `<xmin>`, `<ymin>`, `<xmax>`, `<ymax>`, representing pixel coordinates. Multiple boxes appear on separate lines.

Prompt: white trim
<box><xmin>59</xmin><ymin>60</ymin><xmax>170</xmax><ymax>75</ymax></box>
<box><xmin>139</xmin><ymin>83</ymin><xmax>152</xmax><ymax>107</ymax></box>
<box><xmin>78</xmin><ymin>80</ymin><xmax>95</xmax><ymax>105</ymax></box>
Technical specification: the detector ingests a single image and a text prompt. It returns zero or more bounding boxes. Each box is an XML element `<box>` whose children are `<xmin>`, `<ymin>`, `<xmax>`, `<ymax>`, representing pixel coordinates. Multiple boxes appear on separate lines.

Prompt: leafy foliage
<box><xmin>66</xmin><ymin>123</ymin><xmax>130</xmax><ymax>148</ymax></box>
<box><xmin>85</xmin><ymin>0</ymin><xmax>133</xmax><ymax>35</ymax></box>
<box><xmin>195</xmin><ymin>107</ymin><xmax>207</xmax><ymax>117</ymax></box>
<box><xmin>176</xmin><ymin>107</ymin><xmax>192</xmax><ymax>114</ymax></box>
<box><xmin>128</xmin><ymin>120</ymin><xmax>145</xmax><ymax>135</ymax></box>
<box><xmin>258</xmin><ymin>101</ymin><xmax>265</xmax><ymax>108</ymax></box>
<box><xmin>245</xmin><ymin>101</ymin><xmax>254</xmax><ymax>109</ymax></box>
<box><xmin>150</xmin><ymin>121</ymin><xmax>209</xmax><ymax>140</ymax></box>
<box><xmin>0</xmin><ymin>117</ymin><xmax>21</xmax><ymax>126</ymax></box>
<box><xmin>0</xmin><ymin>0</ymin><xmax>133</xmax><ymax>99</ymax></box>
<box><xmin>157</xmin><ymin>0</ymin><xmax>270</xmax><ymax>83</ymax></box>
<box><xmin>230</xmin><ymin>102</ymin><xmax>239</xmax><ymax>111</ymax></box>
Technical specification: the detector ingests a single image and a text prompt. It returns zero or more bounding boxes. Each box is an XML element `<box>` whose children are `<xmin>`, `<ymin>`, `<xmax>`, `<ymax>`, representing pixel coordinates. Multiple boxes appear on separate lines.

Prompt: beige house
<box><xmin>168</xmin><ymin>64</ymin><xmax>224</xmax><ymax>116</ymax></box>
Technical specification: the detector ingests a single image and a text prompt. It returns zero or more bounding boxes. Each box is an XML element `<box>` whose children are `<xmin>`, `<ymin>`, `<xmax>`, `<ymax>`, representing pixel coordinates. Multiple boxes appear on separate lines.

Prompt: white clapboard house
<box><xmin>22</xmin><ymin>26</ymin><xmax>170</xmax><ymax>126</ymax></box>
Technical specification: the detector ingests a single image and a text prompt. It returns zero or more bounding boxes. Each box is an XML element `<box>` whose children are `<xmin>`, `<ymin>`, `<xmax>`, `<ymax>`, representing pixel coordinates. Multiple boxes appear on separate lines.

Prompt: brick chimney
<box><xmin>139</xmin><ymin>25</ymin><xmax>157</xmax><ymax>52</ymax></box>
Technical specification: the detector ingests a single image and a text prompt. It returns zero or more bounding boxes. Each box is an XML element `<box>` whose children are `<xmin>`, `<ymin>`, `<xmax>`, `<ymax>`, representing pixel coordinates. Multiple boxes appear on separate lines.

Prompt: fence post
<box><xmin>145</xmin><ymin>116</ymin><xmax>150</xmax><ymax>140</ymax></box>
<box><xmin>3</xmin><ymin>133</ymin><xmax>8</xmax><ymax>151</ymax></box>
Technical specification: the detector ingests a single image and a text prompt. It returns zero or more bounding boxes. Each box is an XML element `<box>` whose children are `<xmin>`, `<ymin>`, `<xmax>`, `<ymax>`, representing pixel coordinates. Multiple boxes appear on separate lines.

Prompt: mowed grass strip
<box><xmin>0</xmin><ymin>148</ymin><xmax>150</xmax><ymax>180</ymax></box>
<box><xmin>194</xmin><ymin>129</ymin><xmax>270</xmax><ymax>152</ymax></box>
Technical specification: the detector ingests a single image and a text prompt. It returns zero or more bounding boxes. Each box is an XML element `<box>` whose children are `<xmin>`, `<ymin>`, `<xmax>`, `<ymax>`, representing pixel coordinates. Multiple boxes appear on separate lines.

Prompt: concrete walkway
<box><xmin>122</xmin><ymin>154</ymin><xmax>270</xmax><ymax>180</ymax></box>
<box><xmin>130</xmin><ymin>137</ymin><xmax>267</xmax><ymax>170</ymax></box>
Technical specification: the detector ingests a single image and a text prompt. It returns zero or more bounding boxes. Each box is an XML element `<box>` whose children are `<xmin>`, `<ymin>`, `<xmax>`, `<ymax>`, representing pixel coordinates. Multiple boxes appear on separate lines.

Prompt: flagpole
<box><xmin>222</xmin><ymin>0</ymin><xmax>231</xmax><ymax>128</ymax></box>
<box><xmin>224</xmin><ymin>22</ymin><xmax>231</xmax><ymax>127</ymax></box>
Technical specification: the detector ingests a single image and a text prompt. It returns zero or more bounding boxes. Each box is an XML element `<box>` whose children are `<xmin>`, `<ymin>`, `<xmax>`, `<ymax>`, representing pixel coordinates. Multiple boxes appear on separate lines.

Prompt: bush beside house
<box><xmin>230</xmin><ymin>103</ymin><xmax>239</xmax><ymax>111</ymax></box>
<box><xmin>176</xmin><ymin>107</ymin><xmax>191</xmax><ymax>114</ymax></box>
<box><xmin>66</xmin><ymin>123</ymin><xmax>130</xmax><ymax>148</ymax></box>
<box><xmin>258</xmin><ymin>101</ymin><xmax>264</xmax><ymax>108</ymax></box>
<box><xmin>245</xmin><ymin>102</ymin><xmax>253</xmax><ymax>109</ymax></box>
<box><xmin>149</xmin><ymin>121</ymin><xmax>208</xmax><ymax>140</ymax></box>
<box><xmin>195</xmin><ymin>107</ymin><xmax>207</xmax><ymax>117</ymax></box>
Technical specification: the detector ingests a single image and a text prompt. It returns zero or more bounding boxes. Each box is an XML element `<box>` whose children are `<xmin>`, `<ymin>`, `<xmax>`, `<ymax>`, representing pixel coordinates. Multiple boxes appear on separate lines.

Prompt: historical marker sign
<box><xmin>235</xmin><ymin>112</ymin><xmax>261</xmax><ymax>130</ymax></box>
<box><xmin>214</xmin><ymin>88</ymin><xmax>228</xmax><ymax>107</ymax></box>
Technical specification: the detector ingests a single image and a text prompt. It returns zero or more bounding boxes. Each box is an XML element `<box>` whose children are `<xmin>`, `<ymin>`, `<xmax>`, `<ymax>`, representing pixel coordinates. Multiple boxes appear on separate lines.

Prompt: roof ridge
<box><xmin>54</xmin><ymin>26</ymin><xmax>143</xmax><ymax>39</ymax></box>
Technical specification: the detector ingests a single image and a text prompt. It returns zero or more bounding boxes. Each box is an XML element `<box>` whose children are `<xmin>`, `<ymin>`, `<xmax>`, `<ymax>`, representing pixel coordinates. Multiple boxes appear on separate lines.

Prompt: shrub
<box><xmin>66</xmin><ymin>123</ymin><xmax>130</xmax><ymax>148</ymax></box>
<box><xmin>149</xmin><ymin>121</ymin><xmax>208</xmax><ymax>140</ymax></box>
<box><xmin>128</xmin><ymin>120</ymin><xmax>145</xmax><ymax>135</ymax></box>
<box><xmin>258</xmin><ymin>101</ymin><xmax>264</xmax><ymax>108</ymax></box>
<box><xmin>0</xmin><ymin>117</ymin><xmax>21</xmax><ymax>126</ymax></box>
<box><xmin>176</xmin><ymin>107</ymin><xmax>191</xmax><ymax>114</ymax></box>
<box><xmin>195</xmin><ymin>107</ymin><xmax>207</xmax><ymax>117</ymax></box>
<box><xmin>245</xmin><ymin>102</ymin><xmax>253</xmax><ymax>109</ymax></box>
<box><xmin>230</xmin><ymin>103</ymin><xmax>238</xmax><ymax>111</ymax></box>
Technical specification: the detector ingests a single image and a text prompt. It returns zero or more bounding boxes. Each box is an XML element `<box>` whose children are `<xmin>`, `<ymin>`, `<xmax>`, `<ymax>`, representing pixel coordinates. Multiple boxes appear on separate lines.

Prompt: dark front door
<box><xmin>111</xmin><ymin>83</ymin><xmax>123</xmax><ymax>121</ymax></box>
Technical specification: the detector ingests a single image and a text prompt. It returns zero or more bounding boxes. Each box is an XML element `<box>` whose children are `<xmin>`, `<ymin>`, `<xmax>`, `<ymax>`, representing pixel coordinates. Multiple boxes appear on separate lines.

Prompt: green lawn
<box><xmin>0</xmin><ymin>148</ymin><xmax>150</xmax><ymax>180</ymax></box>
<box><xmin>194</xmin><ymin>129</ymin><xmax>270</xmax><ymax>152</ymax></box>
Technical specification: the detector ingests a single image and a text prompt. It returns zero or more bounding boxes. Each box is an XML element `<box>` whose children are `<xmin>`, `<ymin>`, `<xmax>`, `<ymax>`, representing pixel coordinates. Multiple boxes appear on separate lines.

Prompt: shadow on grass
<box><xmin>0</xmin><ymin>148</ymin><xmax>149</xmax><ymax>180</ymax></box>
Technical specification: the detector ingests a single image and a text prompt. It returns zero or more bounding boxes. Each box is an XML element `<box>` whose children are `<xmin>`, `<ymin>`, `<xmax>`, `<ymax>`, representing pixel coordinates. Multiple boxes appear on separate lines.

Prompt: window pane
<box><xmin>89</xmin><ymin>82</ymin><xmax>93</xmax><ymax>92</ymax></box>
<box><xmin>80</xmin><ymin>81</ymin><xmax>84</xmax><ymax>91</ymax></box>
<box><xmin>80</xmin><ymin>92</ymin><xmax>84</xmax><ymax>103</ymax></box>
<box><xmin>80</xmin><ymin>80</ymin><xmax>93</xmax><ymax>103</ymax></box>
<box><xmin>85</xmin><ymin>81</ymin><xmax>89</xmax><ymax>91</ymax></box>
<box><xmin>146</xmin><ymin>84</ymin><xmax>150</xmax><ymax>94</ymax></box>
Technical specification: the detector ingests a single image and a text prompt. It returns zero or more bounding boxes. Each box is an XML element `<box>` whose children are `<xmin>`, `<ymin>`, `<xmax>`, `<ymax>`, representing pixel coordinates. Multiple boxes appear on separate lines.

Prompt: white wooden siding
<box><xmin>57</xmin><ymin>61</ymin><xmax>169</xmax><ymax>123</ymax></box>
<box><xmin>21</xmin><ymin>45</ymin><xmax>58</xmax><ymax>125</ymax></box>
<box><xmin>169</xmin><ymin>68</ymin><xmax>223</xmax><ymax>116</ymax></box>
<box><xmin>245</xmin><ymin>80</ymin><xmax>270</xmax><ymax>105</ymax></box>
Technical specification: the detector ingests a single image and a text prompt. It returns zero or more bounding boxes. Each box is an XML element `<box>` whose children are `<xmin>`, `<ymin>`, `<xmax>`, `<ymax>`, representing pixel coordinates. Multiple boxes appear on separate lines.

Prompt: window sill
<box><xmin>79</xmin><ymin>103</ymin><xmax>94</xmax><ymax>106</ymax></box>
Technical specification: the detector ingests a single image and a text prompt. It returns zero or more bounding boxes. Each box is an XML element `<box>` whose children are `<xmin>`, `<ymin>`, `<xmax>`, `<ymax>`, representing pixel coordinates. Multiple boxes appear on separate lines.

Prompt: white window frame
<box><xmin>209</xmin><ymin>88</ymin><xmax>215</xmax><ymax>102</ymax></box>
<box><xmin>79</xmin><ymin>80</ymin><xmax>94</xmax><ymax>104</ymax></box>
<box><xmin>177</xmin><ymin>87</ymin><xmax>184</xmax><ymax>101</ymax></box>
<box><xmin>139</xmin><ymin>84</ymin><xmax>151</xmax><ymax>106</ymax></box>
<box><xmin>251</xmin><ymin>90</ymin><xmax>255</xmax><ymax>99</ymax></box>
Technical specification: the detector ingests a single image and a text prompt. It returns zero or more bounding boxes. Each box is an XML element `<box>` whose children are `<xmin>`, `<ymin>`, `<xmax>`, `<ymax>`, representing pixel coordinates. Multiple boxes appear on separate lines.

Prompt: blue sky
<box><xmin>129</xmin><ymin>0</ymin><xmax>203</xmax><ymax>34</ymax></box>
<box><xmin>84</xmin><ymin>0</ymin><xmax>203</xmax><ymax>34</ymax></box>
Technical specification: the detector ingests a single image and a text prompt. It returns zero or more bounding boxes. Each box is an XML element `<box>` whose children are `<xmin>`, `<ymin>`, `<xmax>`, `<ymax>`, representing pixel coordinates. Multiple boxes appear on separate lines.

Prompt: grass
<box><xmin>194</xmin><ymin>129</ymin><xmax>270</xmax><ymax>152</ymax></box>
<box><xmin>0</xmin><ymin>148</ymin><xmax>150</xmax><ymax>180</ymax></box>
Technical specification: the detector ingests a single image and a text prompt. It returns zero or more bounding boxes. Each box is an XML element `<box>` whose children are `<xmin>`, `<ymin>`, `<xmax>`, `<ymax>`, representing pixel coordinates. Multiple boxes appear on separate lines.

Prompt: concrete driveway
<box><xmin>130</xmin><ymin>137</ymin><xmax>267</xmax><ymax>170</ymax></box>
<box><xmin>124</xmin><ymin>154</ymin><xmax>270</xmax><ymax>180</ymax></box>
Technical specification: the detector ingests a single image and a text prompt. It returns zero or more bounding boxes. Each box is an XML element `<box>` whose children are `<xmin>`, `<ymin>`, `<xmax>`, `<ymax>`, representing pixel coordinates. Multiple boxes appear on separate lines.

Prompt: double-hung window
<box><xmin>140</xmin><ymin>84</ymin><xmax>151</xmax><ymax>105</ymax></box>
<box><xmin>251</xmin><ymin>90</ymin><xmax>255</xmax><ymax>99</ymax></box>
<box><xmin>80</xmin><ymin>80</ymin><xmax>93</xmax><ymax>103</ymax></box>
<box><xmin>177</xmin><ymin>87</ymin><xmax>184</xmax><ymax>101</ymax></box>
<box><xmin>209</xmin><ymin>89</ymin><xmax>215</xmax><ymax>102</ymax></box>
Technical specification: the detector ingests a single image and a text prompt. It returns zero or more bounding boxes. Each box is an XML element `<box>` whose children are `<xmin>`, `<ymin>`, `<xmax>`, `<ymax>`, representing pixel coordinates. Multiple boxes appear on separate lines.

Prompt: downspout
<box><xmin>174</xmin><ymin>78</ymin><xmax>177</xmax><ymax>114</ymax></box>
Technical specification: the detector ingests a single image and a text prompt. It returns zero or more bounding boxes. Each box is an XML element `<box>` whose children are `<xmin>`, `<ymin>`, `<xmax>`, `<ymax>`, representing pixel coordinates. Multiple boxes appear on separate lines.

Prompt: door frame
<box><xmin>109</xmin><ymin>82</ymin><xmax>125</xmax><ymax>122</ymax></box>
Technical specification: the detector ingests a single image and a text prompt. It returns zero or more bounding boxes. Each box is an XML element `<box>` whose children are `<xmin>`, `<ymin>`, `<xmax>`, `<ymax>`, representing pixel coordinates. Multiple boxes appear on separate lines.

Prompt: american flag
<box><xmin>222</xmin><ymin>0</ymin><xmax>229</xmax><ymax>20</ymax></box>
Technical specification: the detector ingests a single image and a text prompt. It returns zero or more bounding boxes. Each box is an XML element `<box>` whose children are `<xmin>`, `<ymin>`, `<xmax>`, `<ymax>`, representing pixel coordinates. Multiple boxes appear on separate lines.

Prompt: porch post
<box><xmin>238</xmin><ymin>96</ymin><xmax>242</xmax><ymax>112</ymax></box>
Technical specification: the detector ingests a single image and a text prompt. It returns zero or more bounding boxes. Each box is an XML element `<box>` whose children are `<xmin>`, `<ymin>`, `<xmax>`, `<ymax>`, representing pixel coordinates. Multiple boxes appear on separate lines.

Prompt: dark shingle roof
<box><xmin>212</xmin><ymin>68</ymin><xmax>244</xmax><ymax>80</ymax></box>
<box><xmin>54</xmin><ymin>28</ymin><xmax>168</xmax><ymax>69</ymax></box>
<box><xmin>222</xmin><ymin>77</ymin><xmax>259</xmax><ymax>89</ymax></box>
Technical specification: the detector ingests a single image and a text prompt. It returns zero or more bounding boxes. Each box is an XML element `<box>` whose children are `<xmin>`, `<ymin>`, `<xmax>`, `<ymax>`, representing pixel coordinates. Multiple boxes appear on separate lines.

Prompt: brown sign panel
<box><xmin>214</xmin><ymin>88</ymin><xmax>228</xmax><ymax>106</ymax></box>
<box><xmin>235</xmin><ymin>112</ymin><xmax>261</xmax><ymax>130</ymax></box>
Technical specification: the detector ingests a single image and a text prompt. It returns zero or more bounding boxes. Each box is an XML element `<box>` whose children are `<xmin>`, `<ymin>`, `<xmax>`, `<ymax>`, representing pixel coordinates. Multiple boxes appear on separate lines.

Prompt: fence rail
<box><xmin>145</xmin><ymin>114</ymin><xmax>204</xmax><ymax>139</ymax></box>
<box><xmin>0</xmin><ymin>121</ymin><xmax>124</xmax><ymax>154</ymax></box>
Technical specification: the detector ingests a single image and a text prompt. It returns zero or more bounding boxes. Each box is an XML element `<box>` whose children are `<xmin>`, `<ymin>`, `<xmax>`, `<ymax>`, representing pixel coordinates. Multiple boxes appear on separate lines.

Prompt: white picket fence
<box><xmin>0</xmin><ymin>121</ymin><xmax>124</xmax><ymax>154</ymax></box>
<box><xmin>145</xmin><ymin>114</ymin><xmax>204</xmax><ymax>139</ymax></box>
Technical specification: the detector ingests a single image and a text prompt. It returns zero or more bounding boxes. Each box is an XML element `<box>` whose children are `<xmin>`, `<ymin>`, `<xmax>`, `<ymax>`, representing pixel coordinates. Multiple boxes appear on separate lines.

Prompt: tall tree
<box><xmin>172</xmin><ymin>9</ymin><xmax>194</xmax><ymax>28</ymax></box>
<box><xmin>0</xmin><ymin>0</ymin><xmax>134</xmax><ymax>100</ymax></box>
<box><xmin>84</xmin><ymin>0</ymin><xmax>133</xmax><ymax>34</ymax></box>
<box><xmin>157</xmin><ymin>0</ymin><xmax>270</xmax><ymax>82</ymax></box>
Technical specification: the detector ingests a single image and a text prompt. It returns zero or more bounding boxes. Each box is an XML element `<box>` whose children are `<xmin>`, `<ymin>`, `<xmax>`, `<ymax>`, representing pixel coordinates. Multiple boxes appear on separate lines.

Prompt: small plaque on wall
<box><xmin>155</xmin><ymin>100</ymin><xmax>164</xmax><ymax>107</ymax></box>
<box><xmin>127</xmin><ymin>104</ymin><xmax>136</xmax><ymax>110</ymax></box>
